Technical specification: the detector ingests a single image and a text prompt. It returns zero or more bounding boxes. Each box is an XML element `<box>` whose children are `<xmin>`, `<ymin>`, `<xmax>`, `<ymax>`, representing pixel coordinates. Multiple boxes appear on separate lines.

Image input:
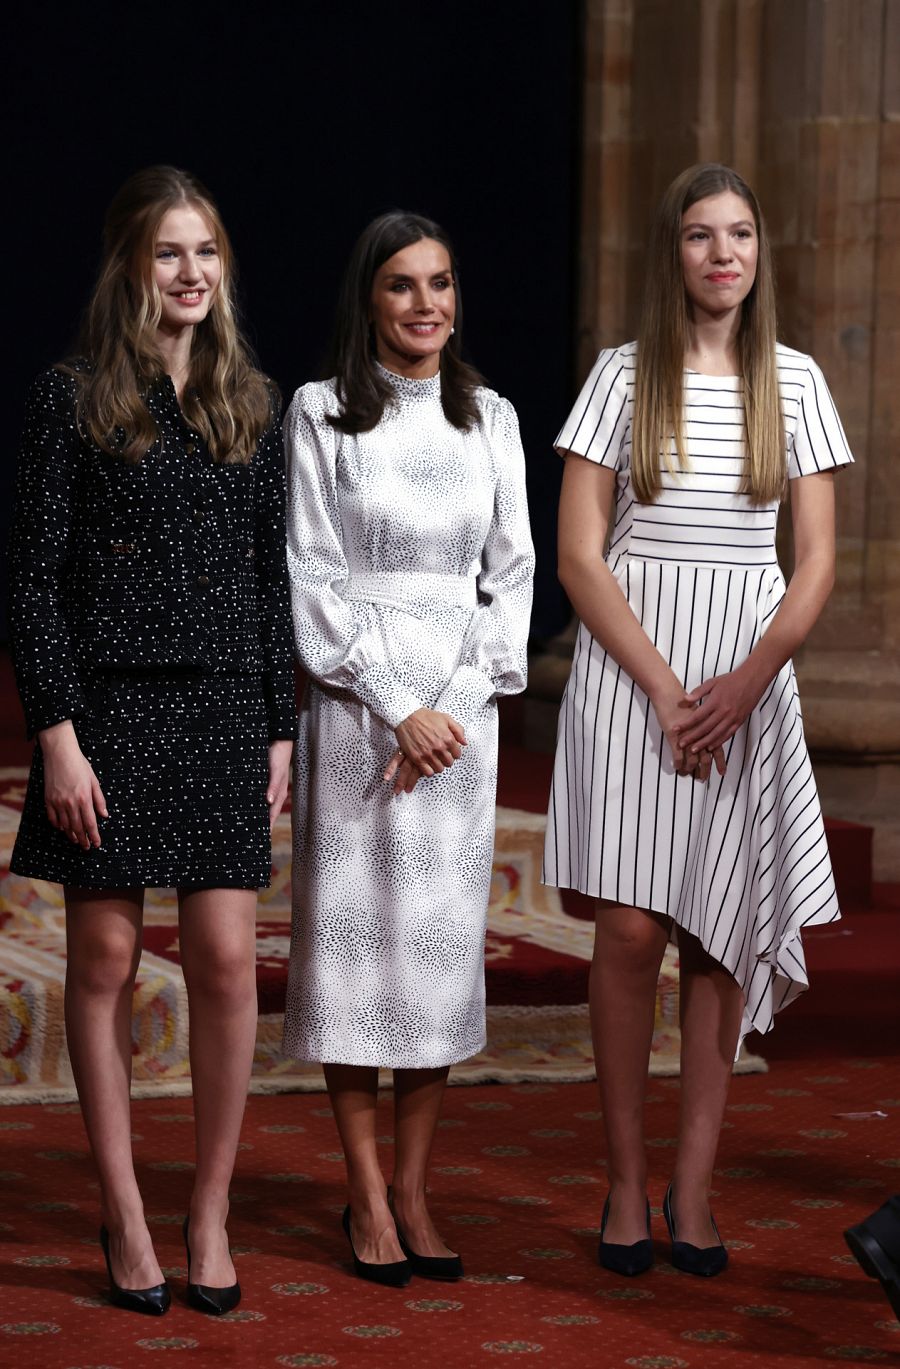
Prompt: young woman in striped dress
<box><xmin>544</xmin><ymin>163</ymin><xmax>852</xmax><ymax>1277</ymax></box>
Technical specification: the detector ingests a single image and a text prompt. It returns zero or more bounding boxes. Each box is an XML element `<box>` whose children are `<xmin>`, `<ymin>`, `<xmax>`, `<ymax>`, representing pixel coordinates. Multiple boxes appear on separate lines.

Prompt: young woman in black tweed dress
<box><xmin>7</xmin><ymin>167</ymin><xmax>294</xmax><ymax>1316</ymax></box>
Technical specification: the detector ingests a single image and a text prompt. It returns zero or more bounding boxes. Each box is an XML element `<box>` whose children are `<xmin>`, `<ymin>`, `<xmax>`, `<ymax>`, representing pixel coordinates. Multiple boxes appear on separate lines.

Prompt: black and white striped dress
<box><xmin>543</xmin><ymin>341</ymin><xmax>853</xmax><ymax>1038</ymax></box>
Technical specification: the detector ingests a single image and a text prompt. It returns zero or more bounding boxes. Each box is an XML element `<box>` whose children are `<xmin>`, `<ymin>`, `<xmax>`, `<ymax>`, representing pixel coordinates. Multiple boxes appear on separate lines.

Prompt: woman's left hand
<box><xmin>677</xmin><ymin>664</ymin><xmax>764</xmax><ymax>754</ymax></box>
<box><xmin>266</xmin><ymin>739</ymin><xmax>293</xmax><ymax>831</ymax></box>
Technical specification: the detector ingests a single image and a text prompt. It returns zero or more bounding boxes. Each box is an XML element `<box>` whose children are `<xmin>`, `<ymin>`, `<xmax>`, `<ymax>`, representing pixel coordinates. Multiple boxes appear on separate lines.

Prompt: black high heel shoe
<box><xmin>183</xmin><ymin>1216</ymin><xmax>241</xmax><ymax>1315</ymax></box>
<box><xmin>99</xmin><ymin>1225</ymin><xmax>170</xmax><ymax>1316</ymax></box>
<box><xmin>395</xmin><ymin>1227</ymin><xmax>464</xmax><ymax>1282</ymax></box>
<box><xmin>598</xmin><ymin>1195</ymin><xmax>654</xmax><ymax>1276</ymax></box>
<box><xmin>342</xmin><ymin>1206</ymin><xmax>411</xmax><ymax>1288</ymax></box>
<box><xmin>385</xmin><ymin>1186</ymin><xmax>463</xmax><ymax>1281</ymax></box>
<box><xmin>662</xmin><ymin>1183</ymin><xmax>728</xmax><ymax>1277</ymax></box>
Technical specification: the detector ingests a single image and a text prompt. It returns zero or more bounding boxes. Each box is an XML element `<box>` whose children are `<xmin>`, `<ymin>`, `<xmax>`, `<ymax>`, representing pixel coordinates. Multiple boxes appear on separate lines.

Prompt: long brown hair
<box><xmin>632</xmin><ymin>163</ymin><xmax>784</xmax><ymax>504</ymax></box>
<box><xmin>64</xmin><ymin>165</ymin><xmax>273</xmax><ymax>464</ymax></box>
<box><xmin>324</xmin><ymin>211</ymin><xmax>485</xmax><ymax>433</ymax></box>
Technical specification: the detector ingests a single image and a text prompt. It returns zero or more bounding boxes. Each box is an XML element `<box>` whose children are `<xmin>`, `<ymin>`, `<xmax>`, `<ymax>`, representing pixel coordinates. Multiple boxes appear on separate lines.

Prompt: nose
<box><xmin>179</xmin><ymin>255</ymin><xmax>203</xmax><ymax>282</ymax></box>
<box><xmin>412</xmin><ymin>285</ymin><xmax>437</xmax><ymax>313</ymax></box>
<box><xmin>711</xmin><ymin>233</ymin><xmax>734</xmax><ymax>263</ymax></box>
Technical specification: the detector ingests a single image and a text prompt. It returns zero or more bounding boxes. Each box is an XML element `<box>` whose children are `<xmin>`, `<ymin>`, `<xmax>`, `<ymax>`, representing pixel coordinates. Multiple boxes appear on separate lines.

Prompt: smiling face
<box><xmin>151</xmin><ymin>203</ymin><xmax>222</xmax><ymax>336</ymax></box>
<box><xmin>680</xmin><ymin>190</ymin><xmax>759</xmax><ymax>320</ymax></box>
<box><xmin>369</xmin><ymin>237</ymin><xmax>456</xmax><ymax>377</ymax></box>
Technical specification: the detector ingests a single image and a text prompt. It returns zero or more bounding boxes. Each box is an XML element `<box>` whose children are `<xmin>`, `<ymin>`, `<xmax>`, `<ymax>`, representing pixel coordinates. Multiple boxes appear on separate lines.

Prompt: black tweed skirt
<box><xmin>11</xmin><ymin>670</ymin><xmax>272</xmax><ymax>889</ymax></box>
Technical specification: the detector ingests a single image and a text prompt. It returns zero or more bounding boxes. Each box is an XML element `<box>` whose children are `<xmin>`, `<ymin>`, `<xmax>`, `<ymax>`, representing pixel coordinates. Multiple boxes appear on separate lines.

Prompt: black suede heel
<box><xmin>663</xmin><ymin>1183</ymin><xmax>728</xmax><ymax>1278</ymax></box>
<box><xmin>597</xmin><ymin>1196</ymin><xmax>654</xmax><ymax>1276</ymax></box>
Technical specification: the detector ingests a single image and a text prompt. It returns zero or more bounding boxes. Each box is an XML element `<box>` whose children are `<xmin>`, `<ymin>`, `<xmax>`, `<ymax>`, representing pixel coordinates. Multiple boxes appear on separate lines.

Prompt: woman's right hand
<box><xmin>39</xmin><ymin>720</ymin><xmax>108</xmax><ymax>848</ymax></box>
<box><xmin>392</xmin><ymin>709</ymin><xmax>467</xmax><ymax>781</ymax></box>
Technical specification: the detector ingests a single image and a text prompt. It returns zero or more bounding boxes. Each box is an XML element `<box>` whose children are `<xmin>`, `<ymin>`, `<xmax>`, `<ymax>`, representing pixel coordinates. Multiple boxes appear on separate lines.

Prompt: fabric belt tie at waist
<box><xmin>341</xmin><ymin>572</ymin><xmax>478</xmax><ymax>612</ymax></box>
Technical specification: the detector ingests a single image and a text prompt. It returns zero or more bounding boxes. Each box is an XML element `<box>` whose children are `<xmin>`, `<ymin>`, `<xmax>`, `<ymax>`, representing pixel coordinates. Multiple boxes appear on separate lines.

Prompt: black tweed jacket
<box><xmin>8</xmin><ymin>366</ymin><xmax>296</xmax><ymax>741</ymax></box>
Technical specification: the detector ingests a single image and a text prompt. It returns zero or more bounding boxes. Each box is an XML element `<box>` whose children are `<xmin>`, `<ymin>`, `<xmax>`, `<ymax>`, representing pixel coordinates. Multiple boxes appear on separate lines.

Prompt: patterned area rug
<box><xmin>0</xmin><ymin>1063</ymin><xmax>897</xmax><ymax>1367</ymax></box>
<box><xmin>0</xmin><ymin>769</ymin><xmax>764</xmax><ymax>1101</ymax></box>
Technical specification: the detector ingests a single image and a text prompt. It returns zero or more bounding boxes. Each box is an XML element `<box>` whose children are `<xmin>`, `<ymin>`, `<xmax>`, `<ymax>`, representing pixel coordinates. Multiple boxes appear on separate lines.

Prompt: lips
<box><xmin>706</xmin><ymin>273</ymin><xmax>739</xmax><ymax>283</ymax></box>
<box><xmin>172</xmin><ymin>290</ymin><xmax>205</xmax><ymax>302</ymax></box>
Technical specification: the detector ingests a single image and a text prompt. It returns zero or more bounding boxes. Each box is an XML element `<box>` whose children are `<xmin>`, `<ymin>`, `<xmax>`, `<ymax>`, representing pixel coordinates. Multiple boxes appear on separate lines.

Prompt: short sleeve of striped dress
<box><xmin>554</xmin><ymin>345</ymin><xmax>632</xmax><ymax>468</ymax></box>
<box><xmin>785</xmin><ymin>354</ymin><xmax>854</xmax><ymax>478</ymax></box>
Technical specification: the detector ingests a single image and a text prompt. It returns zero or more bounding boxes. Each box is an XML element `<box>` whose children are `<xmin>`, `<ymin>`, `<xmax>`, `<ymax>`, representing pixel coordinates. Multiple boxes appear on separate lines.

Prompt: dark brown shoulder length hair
<box><xmin>62</xmin><ymin>165</ymin><xmax>274</xmax><ymax>464</ymax></box>
<box><xmin>324</xmin><ymin>210</ymin><xmax>485</xmax><ymax>433</ymax></box>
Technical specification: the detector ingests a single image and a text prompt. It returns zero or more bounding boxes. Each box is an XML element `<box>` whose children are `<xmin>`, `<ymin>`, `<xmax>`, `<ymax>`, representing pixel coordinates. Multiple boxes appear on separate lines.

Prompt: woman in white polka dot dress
<box><xmin>282</xmin><ymin>212</ymin><xmax>534</xmax><ymax>1285</ymax></box>
<box><xmin>544</xmin><ymin>164</ymin><xmax>852</xmax><ymax>1278</ymax></box>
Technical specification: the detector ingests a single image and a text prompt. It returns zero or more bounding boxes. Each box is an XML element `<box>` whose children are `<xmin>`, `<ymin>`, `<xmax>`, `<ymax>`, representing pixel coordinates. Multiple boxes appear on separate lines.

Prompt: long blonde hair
<box><xmin>64</xmin><ymin>166</ymin><xmax>273</xmax><ymax>464</ymax></box>
<box><xmin>632</xmin><ymin>163</ymin><xmax>784</xmax><ymax>504</ymax></box>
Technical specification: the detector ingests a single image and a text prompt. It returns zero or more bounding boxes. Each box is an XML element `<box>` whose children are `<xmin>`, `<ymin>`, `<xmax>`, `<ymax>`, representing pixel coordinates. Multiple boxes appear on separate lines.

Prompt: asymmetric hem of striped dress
<box><xmin>545</xmin><ymin>860</ymin><xmax>840</xmax><ymax>1044</ymax></box>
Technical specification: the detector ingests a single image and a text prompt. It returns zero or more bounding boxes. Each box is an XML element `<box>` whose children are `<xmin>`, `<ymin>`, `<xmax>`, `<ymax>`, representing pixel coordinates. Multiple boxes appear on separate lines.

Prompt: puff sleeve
<box><xmin>283</xmin><ymin>387</ymin><xmax>426</xmax><ymax>729</ymax></box>
<box><xmin>433</xmin><ymin>396</ymin><xmax>535</xmax><ymax>729</ymax></box>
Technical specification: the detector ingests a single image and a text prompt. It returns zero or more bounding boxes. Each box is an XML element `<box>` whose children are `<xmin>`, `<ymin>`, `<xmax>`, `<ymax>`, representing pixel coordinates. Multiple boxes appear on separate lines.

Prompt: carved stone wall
<box><xmin>569</xmin><ymin>0</ymin><xmax>900</xmax><ymax>757</ymax></box>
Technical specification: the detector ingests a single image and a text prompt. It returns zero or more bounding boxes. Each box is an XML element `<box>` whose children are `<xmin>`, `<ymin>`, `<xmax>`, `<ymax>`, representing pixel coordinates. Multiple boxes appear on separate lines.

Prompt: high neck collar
<box><xmin>376</xmin><ymin>360</ymin><xmax>442</xmax><ymax>400</ymax></box>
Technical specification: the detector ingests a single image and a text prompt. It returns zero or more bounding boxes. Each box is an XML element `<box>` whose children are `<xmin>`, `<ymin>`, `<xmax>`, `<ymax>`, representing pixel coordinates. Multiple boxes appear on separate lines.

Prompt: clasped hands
<box><xmin>653</xmin><ymin>664</ymin><xmax>762</xmax><ymax>781</ymax></box>
<box><xmin>384</xmin><ymin>708</ymin><xmax>467</xmax><ymax>795</ymax></box>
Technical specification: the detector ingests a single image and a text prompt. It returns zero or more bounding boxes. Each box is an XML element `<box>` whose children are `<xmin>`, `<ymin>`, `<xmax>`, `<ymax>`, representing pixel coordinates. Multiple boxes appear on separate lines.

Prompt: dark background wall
<box><xmin>5</xmin><ymin>0</ymin><xmax>581</xmax><ymax>641</ymax></box>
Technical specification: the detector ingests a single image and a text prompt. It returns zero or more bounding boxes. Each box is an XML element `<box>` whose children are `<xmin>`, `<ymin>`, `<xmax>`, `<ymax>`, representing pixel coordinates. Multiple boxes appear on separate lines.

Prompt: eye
<box><xmin>735</xmin><ymin>229</ymin><xmax>754</xmax><ymax>240</ymax></box>
<box><xmin>432</xmin><ymin>276</ymin><xmax>452</xmax><ymax>290</ymax></box>
<box><xmin>156</xmin><ymin>248</ymin><xmax>176</xmax><ymax>259</ymax></box>
<box><xmin>389</xmin><ymin>282</ymin><xmax>412</xmax><ymax>292</ymax></box>
<box><xmin>686</xmin><ymin>230</ymin><xmax>708</xmax><ymax>242</ymax></box>
<box><xmin>199</xmin><ymin>245</ymin><xmax>218</xmax><ymax>256</ymax></box>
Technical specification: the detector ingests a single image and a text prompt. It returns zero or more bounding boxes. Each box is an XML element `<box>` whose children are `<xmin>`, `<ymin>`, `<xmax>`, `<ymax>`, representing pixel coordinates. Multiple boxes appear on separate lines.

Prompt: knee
<box><xmin>595</xmin><ymin>907</ymin><xmax>668</xmax><ymax>975</ymax></box>
<box><xmin>184</xmin><ymin>943</ymin><xmax>256</xmax><ymax>1003</ymax></box>
<box><xmin>66</xmin><ymin>929</ymin><xmax>139</xmax><ymax>995</ymax></box>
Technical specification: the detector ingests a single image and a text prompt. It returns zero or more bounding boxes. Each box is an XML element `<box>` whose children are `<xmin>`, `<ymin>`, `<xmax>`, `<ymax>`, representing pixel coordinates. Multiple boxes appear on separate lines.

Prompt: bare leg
<box><xmin>390</xmin><ymin>1067</ymin><xmax>456</xmax><ymax>1258</ymax></box>
<box><xmin>590</xmin><ymin>901</ymin><xmax>671</xmax><ymax>1244</ymax></box>
<box><xmin>64</xmin><ymin>886</ymin><xmax>163</xmax><ymax>1289</ymax></box>
<box><xmin>323</xmin><ymin>1063</ymin><xmax>404</xmax><ymax>1265</ymax></box>
<box><xmin>178</xmin><ymin>886</ymin><xmax>258</xmax><ymax>1286</ymax></box>
<box><xmin>671</xmin><ymin>927</ymin><xmax>745</xmax><ymax>1246</ymax></box>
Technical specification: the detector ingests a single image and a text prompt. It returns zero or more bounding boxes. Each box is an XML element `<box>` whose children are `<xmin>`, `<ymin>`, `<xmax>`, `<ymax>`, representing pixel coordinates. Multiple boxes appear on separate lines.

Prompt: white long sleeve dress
<box><xmin>282</xmin><ymin>365</ymin><xmax>535</xmax><ymax>1068</ymax></box>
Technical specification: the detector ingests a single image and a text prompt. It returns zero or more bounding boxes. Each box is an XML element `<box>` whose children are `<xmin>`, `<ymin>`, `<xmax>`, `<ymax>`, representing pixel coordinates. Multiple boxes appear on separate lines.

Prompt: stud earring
<box><xmin>450</xmin><ymin>326</ymin><xmax>456</xmax><ymax>335</ymax></box>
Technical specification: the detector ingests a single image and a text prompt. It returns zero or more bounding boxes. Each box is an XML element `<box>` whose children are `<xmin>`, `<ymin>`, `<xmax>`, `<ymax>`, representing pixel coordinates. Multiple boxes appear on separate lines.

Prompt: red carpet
<box><xmin>2</xmin><ymin>1062</ymin><xmax>899</xmax><ymax>1367</ymax></box>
